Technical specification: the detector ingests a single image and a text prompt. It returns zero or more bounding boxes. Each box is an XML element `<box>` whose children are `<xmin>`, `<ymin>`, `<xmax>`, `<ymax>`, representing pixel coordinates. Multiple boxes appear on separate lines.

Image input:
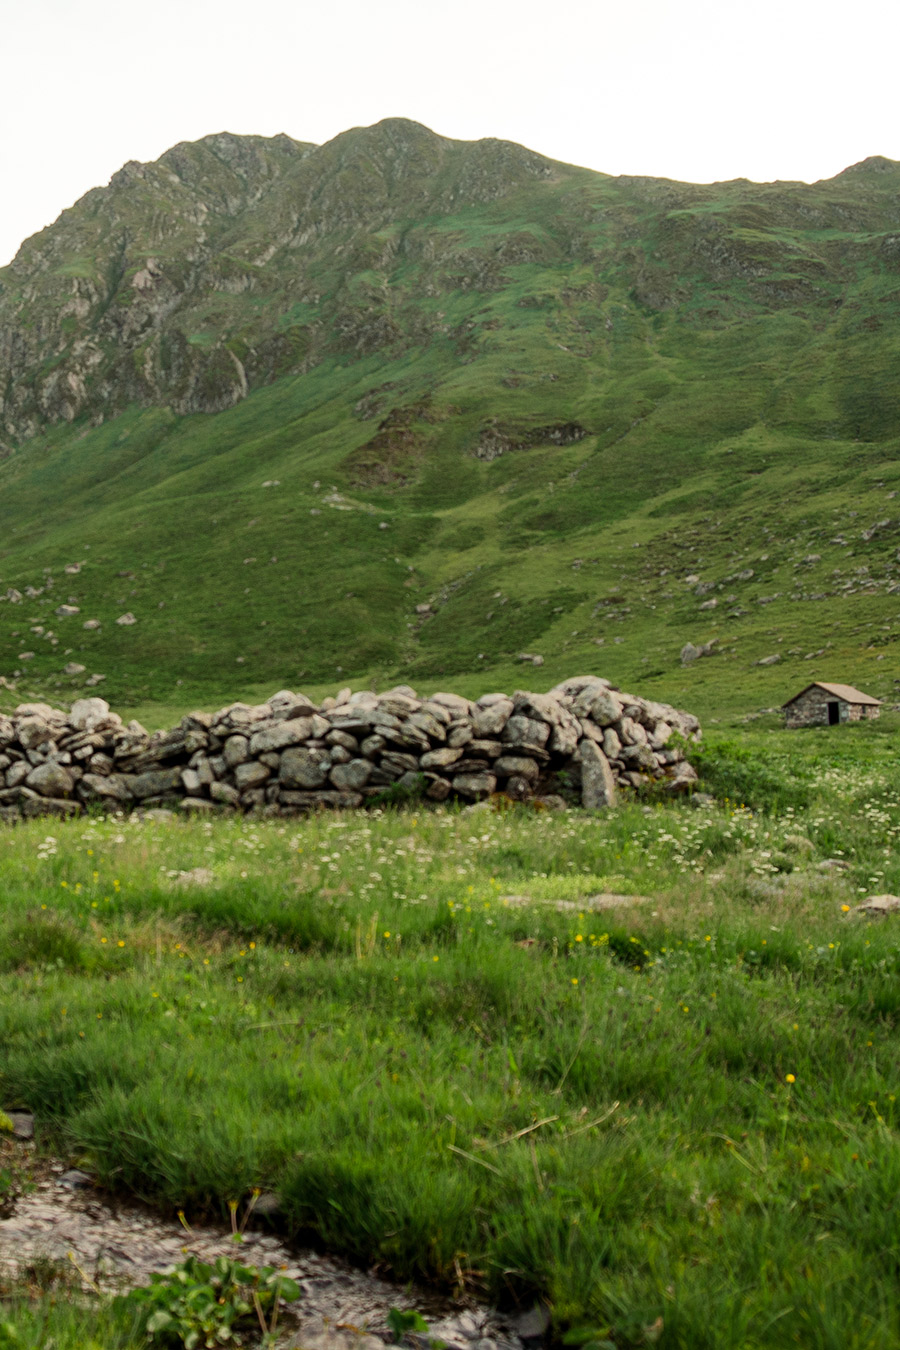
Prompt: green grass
<box><xmin>2</xmin><ymin>722</ymin><xmax>900</xmax><ymax>1347</ymax></box>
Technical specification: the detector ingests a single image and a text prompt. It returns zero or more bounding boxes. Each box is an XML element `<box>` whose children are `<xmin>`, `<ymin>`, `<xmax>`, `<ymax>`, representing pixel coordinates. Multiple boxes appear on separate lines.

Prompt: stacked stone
<box><xmin>0</xmin><ymin>676</ymin><xmax>700</xmax><ymax>823</ymax></box>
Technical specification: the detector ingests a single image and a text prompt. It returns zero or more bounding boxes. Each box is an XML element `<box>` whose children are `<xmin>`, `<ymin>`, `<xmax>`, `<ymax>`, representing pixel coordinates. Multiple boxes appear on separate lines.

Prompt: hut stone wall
<box><xmin>784</xmin><ymin>686</ymin><xmax>879</xmax><ymax>728</ymax></box>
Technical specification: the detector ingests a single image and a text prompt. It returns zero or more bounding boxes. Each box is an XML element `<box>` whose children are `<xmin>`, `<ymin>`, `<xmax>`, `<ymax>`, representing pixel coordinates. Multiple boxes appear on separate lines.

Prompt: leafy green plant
<box><xmin>114</xmin><ymin>1256</ymin><xmax>300</xmax><ymax>1349</ymax></box>
<box><xmin>387</xmin><ymin>1307</ymin><xmax>430</xmax><ymax>1342</ymax></box>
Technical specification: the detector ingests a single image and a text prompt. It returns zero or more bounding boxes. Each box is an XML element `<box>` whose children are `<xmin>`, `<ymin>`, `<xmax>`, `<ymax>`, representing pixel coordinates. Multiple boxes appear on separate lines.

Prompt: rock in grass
<box><xmin>857</xmin><ymin>894</ymin><xmax>900</xmax><ymax>915</ymax></box>
<box><xmin>58</xmin><ymin>1169</ymin><xmax>93</xmax><ymax>1189</ymax></box>
<box><xmin>7</xmin><ymin>1111</ymin><xmax>34</xmax><ymax>1139</ymax></box>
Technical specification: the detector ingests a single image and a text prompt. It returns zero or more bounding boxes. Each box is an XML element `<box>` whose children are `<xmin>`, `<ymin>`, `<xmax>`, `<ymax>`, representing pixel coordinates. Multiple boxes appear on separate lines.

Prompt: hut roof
<box><xmin>782</xmin><ymin>681</ymin><xmax>882</xmax><ymax>710</ymax></box>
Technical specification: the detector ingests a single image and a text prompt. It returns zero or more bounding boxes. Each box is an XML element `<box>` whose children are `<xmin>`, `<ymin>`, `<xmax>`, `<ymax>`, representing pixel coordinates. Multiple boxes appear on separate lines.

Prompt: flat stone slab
<box><xmin>501</xmin><ymin>893</ymin><xmax>649</xmax><ymax>913</ymax></box>
<box><xmin>856</xmin><ymin>893</ymin><xmax>900</xmax><ymax>915</ymax></box>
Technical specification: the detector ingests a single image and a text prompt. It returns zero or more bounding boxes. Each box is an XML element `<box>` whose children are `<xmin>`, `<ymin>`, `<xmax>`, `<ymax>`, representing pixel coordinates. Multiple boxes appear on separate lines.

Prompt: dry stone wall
<box><xmin>0</xmin><ymin>676</ymin><xmax>700</xmax><ymax>823</ymax></box>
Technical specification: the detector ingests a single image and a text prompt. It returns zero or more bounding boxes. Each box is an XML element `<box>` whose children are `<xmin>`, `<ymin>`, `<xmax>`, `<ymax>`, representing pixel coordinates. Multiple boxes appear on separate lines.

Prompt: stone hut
<box><xmin>782</xmin><ymin>682</ymin><xmax>881</xmax><ymax>728</ymax></box>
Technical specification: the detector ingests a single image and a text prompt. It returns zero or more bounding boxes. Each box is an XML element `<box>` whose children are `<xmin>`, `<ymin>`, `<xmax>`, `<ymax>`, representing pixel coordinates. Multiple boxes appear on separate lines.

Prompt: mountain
<box><xmin>1</xmin><ymin>120</ymin><xmax>900</xmax><ymax>720</ymax></box>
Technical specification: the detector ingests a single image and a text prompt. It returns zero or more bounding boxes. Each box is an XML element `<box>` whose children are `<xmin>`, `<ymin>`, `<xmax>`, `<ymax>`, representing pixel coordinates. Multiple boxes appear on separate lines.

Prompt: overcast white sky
<box><xmin>2</xmin><ymin>0</ymin><xmax>898</xmax><ymax>267</ymax></box>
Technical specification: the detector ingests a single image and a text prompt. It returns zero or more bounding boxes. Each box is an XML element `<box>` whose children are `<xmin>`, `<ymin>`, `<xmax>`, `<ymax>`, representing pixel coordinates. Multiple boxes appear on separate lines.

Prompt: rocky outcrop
<box><xmin>0</xmin><ymin>678</ymin><xmax>699</xmax><ymax>822</ymax></box>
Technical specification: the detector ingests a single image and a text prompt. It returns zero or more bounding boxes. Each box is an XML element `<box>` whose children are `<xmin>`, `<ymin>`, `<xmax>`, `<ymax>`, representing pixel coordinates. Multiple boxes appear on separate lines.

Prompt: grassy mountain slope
<box><xmin>2</xmin><ymin>122</ymin><xmax>900</xmax><ymax>722</ymax></box>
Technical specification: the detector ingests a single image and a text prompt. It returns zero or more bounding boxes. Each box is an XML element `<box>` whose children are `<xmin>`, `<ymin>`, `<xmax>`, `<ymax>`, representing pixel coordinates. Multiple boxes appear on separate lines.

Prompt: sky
<box><xmin>2</xmin><ymin>0</ymin><xmax>898</xmax><ymax>267</ymax></box>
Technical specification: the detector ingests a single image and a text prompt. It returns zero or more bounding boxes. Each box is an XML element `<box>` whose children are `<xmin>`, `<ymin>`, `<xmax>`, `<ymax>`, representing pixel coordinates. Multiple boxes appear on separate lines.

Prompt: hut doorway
<box><xmin>827</xmin><ymin>702</ymin><xmax>840</xmax><ymax>725</ymax></box>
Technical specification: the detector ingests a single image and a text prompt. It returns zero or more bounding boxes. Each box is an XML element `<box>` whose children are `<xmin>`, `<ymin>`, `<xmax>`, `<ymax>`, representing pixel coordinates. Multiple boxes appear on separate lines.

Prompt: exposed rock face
<box><xmin>0</xmin><ymin>677</ymin><xmax>700</xmax><ymax>821</ymax></box>
<box><xmin>0</xmin><ymin>120</ymin><xmax>556</xmax><ymax>444</ymax></box>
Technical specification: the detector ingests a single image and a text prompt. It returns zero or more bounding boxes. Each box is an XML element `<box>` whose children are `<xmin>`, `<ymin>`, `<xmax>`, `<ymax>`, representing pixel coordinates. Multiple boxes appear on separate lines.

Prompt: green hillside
<box><xmin>2</xmin><ymin>120</ymin><xmax>900</xmax><ymax>721</ymax></box>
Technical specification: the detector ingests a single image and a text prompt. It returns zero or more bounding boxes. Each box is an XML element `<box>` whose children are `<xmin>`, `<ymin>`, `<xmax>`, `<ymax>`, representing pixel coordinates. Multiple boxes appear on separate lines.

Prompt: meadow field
<box><xmin>2</xmin><ymin>717</ymin><xmax>900</xmax><ymax>1349</ymax></box>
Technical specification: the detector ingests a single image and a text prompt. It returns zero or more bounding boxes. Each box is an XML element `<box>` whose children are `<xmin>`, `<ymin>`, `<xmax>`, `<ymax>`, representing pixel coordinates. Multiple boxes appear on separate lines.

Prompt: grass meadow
<box><xmin>2</xmin><ymin>720</ymin><xmax>900</xmax><ymax>1348</ymax></box>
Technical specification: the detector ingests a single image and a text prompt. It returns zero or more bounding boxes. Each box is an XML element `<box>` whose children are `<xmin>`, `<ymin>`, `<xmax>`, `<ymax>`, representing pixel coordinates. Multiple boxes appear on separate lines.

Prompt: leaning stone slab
<box><xmin>579</xmin><ymin>739</ymin><xmax>617</xmax><ymax>810</ymax></box>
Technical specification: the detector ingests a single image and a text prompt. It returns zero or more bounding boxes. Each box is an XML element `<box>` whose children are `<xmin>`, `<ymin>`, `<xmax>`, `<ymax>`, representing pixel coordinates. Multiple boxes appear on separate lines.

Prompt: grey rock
<box><xmin>380</xmin><ymin>751</ymin><xmax>420</xmax><ymax>776</ymax></box>
<box><xmin>235</xmin><ymin>760</ymin><xmax>270</xmax><ymax>790</ymax></box>
<box><xmin>513</xmin><ymin>691</ymin><xmax>562</xmax><ymax>725</ymax></box>
<box><xmin>452</xmin><ymin>772</ymin><xmax>497</xmax><ymax>800</ymax></box>
<box><xmin>127</xmin><ymin>767</ymin><xmax>183</xmax><ymax>800</ymax></box>
<box><xmin>602</xmin><ymin>727</ymin><xmax>621</xmax><ymax>759</ymax></box>
<box><xmin>513</xmin><ymin>1304</ymin><xmax>551</xmax><ymax>1340</ymax></box>
<box><xmin>7</xmin><ymin>1111</ymin><xmax>34</xmax><ymax>1139</ymax></box>
<box><xmin>181</xmin><ymin>767</ymin><xmax>203</xmax><ymax>795</ymax></box>
<box><xmin>25</xmin><ymin>762</ymin><xmax>75</xmax><ymax>797</ymax></box>
<box><xmin>77</xmin><ymin>773</ymin><xmax>133</xmax><ymax>803</ymax></box>
<box><xmin>468</xmin><ymin>739</ymin><xmax>503</xmax><ymax>758</ymax></box>
<box><xmin>502</xmin><ymin>715</ymin><xmax>550</xmax><ymax>750</ymax></box>
<box><xmin>223</xmin><ymin>734</ymin><xmax>250</xmax><ymax>767</ymax></box>
<box><xmin>473</xmin><ymin>698</ymin><xmax>513</xmax><ymax>737</ymax></box>
<box><xmin>248</xmin><ymin>717</ymin><xmax>313</xmax><ymax>756</ymax></box>
<box><xmin>618</xmin><ymin>716</ymin><xmax>647</xmax><ymax>746</ymax></box>
<box><xmin>447</xmin><ymin>723</ymin><xmax>474</xmax><ymax>748</ymax></box>
<box><xmin>407</xmin><ymin>710</ymin><xmax>447</xmax><ymax>742</ymax></box>
<box><xmin>325</xmin><ymin>729</ymin><xmax>359</xmax><ymax>752</ymax></box>
<box><xmin>210</xmin><ymin>781</ymin><xmax>241</xmax><ymax>806</ymax></box>
<box><xmin>494</xmin><ymin>755</ymin><xmax>540</xmax><ymax>782</ymax></box>
<box><xmin>548</xmin><ymin>717</ymin><xmax>579</xmax><ymax>756</ymax></box>
<box><xmin>579</xmin><ymin>739</ymin><xmax>617</xmax><ymax>810</ymax></box>
<box><xmin>420</xmin><ymin>746</ymin><xmax>463</xmax><ymax>769</ymax></box>
<box><xmin>429</xmin><ymin>691</ymin><xmax>473</xmax><ymax>716</ymax></box>
<box><xmin>330</xmin><ymin>759</ymin><xmax>372</xmax><ymax>791</ymax></box>
<box><xmin>16</xmin><ymin>717</ymin><xmax>57</xmax><ymax>750</ymax></box>
<box><xmin>280</xmin><ymin>746</ymin><xmax>329</xmax><ymax>789</ymax></box>
<box><xmin>58</xmin><ymin>1169</ymin><xmax>93</xmax><ymax>1189</ymax></box>
<box><xmin>279</xmin><ymin>790</ymin><xmax>363</xmax><ymax>811</ymax></box>
<box><xmin>663</xmin><ymin>761</ymin><xmax>699</xmax><ymax>792</ymax></box>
